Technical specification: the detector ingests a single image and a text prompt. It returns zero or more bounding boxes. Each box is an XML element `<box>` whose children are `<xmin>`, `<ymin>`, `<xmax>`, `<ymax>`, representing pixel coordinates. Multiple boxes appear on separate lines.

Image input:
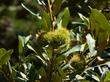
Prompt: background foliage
<box><xmin>0</xmin><ymin>0</ymin><xmax>110</xmax><ymax>82</ymax></box>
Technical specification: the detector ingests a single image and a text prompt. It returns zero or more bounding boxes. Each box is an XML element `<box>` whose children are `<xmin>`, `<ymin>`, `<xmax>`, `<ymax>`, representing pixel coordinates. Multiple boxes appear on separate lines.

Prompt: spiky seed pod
<box><xmin>43</xmin><ymin>31</ymin><xmax>55</xmax><ymax>44</ymax></box>
<box><xmin>69</xmin><ymin>54</ymin><xmax>81</xmax><ymax>63</ymax></box>
<box><xmin>70</xmin><ymin>53</ymin><xmax>86</xmax><ymax>74</ymax></box>
<box><xmin>43</xmin><ymin>28</ymin><xmax>70</xmax><ymax>48</ymax></box>
<box><xmin>55</xmin><ymin>28</ymin><xmax>70</xmax><ymax>44</ymax></box>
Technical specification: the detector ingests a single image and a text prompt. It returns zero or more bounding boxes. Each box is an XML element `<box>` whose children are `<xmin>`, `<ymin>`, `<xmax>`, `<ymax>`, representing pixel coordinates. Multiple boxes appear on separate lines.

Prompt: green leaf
<box><xmin>21</xmin><ymin>3</ymin><xmax>37</xmax><ymax>16</ymax></box>
<box><xmin>38</xmin><ymin>67</ymin><xmax>46</xmax><ymax>77</ymax></box>
<box><xmin>25</xmin><ymin>35</ymin><xmax>31</xmax><ymax>44</ymax></box>
<box><xmin>53</xmin><ymin>72</ymin><xmax>62</xmax><ymax>82</ymax></box>
<box><xmin>18</xmin><ymin>36</ymin><xmax>24</xmax><ymax>55</ymax></box>
<box><xmin>42</xmin><ymin>53</ymin><xmax>49</xmax><ymax>61</ymax></box>
<box><xmin>62</xmin><ymin>8</ymin><xmax>70</xmax><ymax>27</ymax></box>
<box><xmin>20</xmin><ymin>72</ymin><xmax>28</xmax><ymax>80</ymax></box>
<box><xmin>16</xmin><ymin>77</ymin><xmax>27</xmax><ymax>82</ymax></box>
<box><xmin>41</xmin><ymin>12</ymin><xmax>52</xmax><ymax>31</ymax></box>
<box><xmin>63</xmin><ymin>45</ymin><xmax>81</xmax><ymax>57</ymax></box>
<box><xmin>44</xmin><ymin>47</ymin><xmax>52</xmax><ymax>59</ymax></box>
<box><xmin>62</xmin><ymin>7</ymin><xmax>70</xmax><ymax>27</ymax></box>
<box><xmin>90</xmin><ymin>9</ymin><xmax>110</xmax><ymax>37</ymax></box>
<box><xmin>78</xmin><ymin>13</ymin><xmax>89</xmax><ymax>25</ymax></box>
<box><xmin>104</xmin><ymin>71</ymin><xmax>110</xmax><ymax>82</ymax></box>
<box><xmin>27</xmin><ymin>44</ymin><xmax>46</xmax><ymax>64</ymax></box>
<box><xmin>58</xmin><ymin>67</ymin><xmax>66</xmax><ymax>78</ymax></box>
<box><xmin>90</xmin><ymin>9</ymin><xmax>110</xmax><ymax>52</ymax></box>
<box><xmin>0</xmin><ymin>49</ymin><xmax>13</xmax><ymax>65</ymax></box>
<box><xmin>0</xmin><ymin>48</ymin><xmax>6</xmax><ymax>60</ymax></box>
<box><xmin>8</xmin><ymin>61</ymin><xmax>12</xmax><ymax>74</ymax></box>
<box><xmin>75</xmin><ymin>75</ymin><xmax>85</xmax><ymax>80</ymax></box>
<box><xmin>53</xmin><ymin>0</ymin><xmax>62</xmax><ymax>15</ymax></box>
<box><xmin>55</xmin><ymin>55</ymin><xmax>65</xmax><ymax>66</ymax></box>
<box><xmin>84</xmin><ymin>70</ymin><xmax>100</xmax><ymax>82</ymax></box>
<box><xmin>86</xmin><ymin>34</ymin><xmax>97</xmax><ymax>57</ymax></box>
<box><xmin>56</xmin><ymin>7</ymin><xmax>70</xmax><ymax>28</ymax></box>
<box><xmin>27</xmin><ymin>44</ymin><xmax>37</xmax><ymax>54</ymax></box>
<box><xmin>97</xmin><ymin>32</ymin><xmax>108</xmax><ymax>52</ymax></box>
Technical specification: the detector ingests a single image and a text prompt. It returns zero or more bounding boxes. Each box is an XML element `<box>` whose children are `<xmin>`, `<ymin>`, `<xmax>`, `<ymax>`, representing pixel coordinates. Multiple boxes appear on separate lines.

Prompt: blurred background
<box><xmin>0</xmin><ymin>0</ymin><xmax>110</xmax><ymax>52</ymax></box>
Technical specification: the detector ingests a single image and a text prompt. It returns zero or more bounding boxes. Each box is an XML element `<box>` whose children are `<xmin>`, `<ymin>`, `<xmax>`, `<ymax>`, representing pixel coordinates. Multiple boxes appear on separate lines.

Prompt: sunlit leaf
<box><xmin>86</xmin><ymin>34</ymin><xmax>97</xmax><ymax>56</ymax></box>
<box><xmin>42</xmin><ymin>53</ymin><xmax>49</xmax><ymax>60</ymax></box>
<box><xmin>20</xmin><ymin>72</ymin><xmax>28</xmax><ymax>80</ymax></box>
<box><xmin>85</xmin><ymin>70</ymin><xmax>100</xmax><ymax>82</ymax></box>
<box><xmin>27</xmin><ymin>44</ymin><xmax>37</xmax><ymax>54</ymax></box>
<box><xmin>16</xmin><ymin>77</ymin><xmax>27</xmax><ymax>82</ymax></box>
<box><xmin>75</xmin><ymin>75</ymin><xmax>84</xmax><ymax>80</ymax></box>
<box><xmin>25</xmin><ymin>35</ymin><xmax>31</xmax><ymax>44</ymax></box>
<box><xmin>21</xmin><ymin>3</ymin><xmax>41</xmax><ymax>18</ymax></box>
<box><xmin>8</xmin><ymin>61</ymin><xmax>12</xmax><ymax>74</ymax></box>
<box><xmin>78</xmin><ymin>13</ymin><xmax>89</xmax><ymax>25</ymax></box>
